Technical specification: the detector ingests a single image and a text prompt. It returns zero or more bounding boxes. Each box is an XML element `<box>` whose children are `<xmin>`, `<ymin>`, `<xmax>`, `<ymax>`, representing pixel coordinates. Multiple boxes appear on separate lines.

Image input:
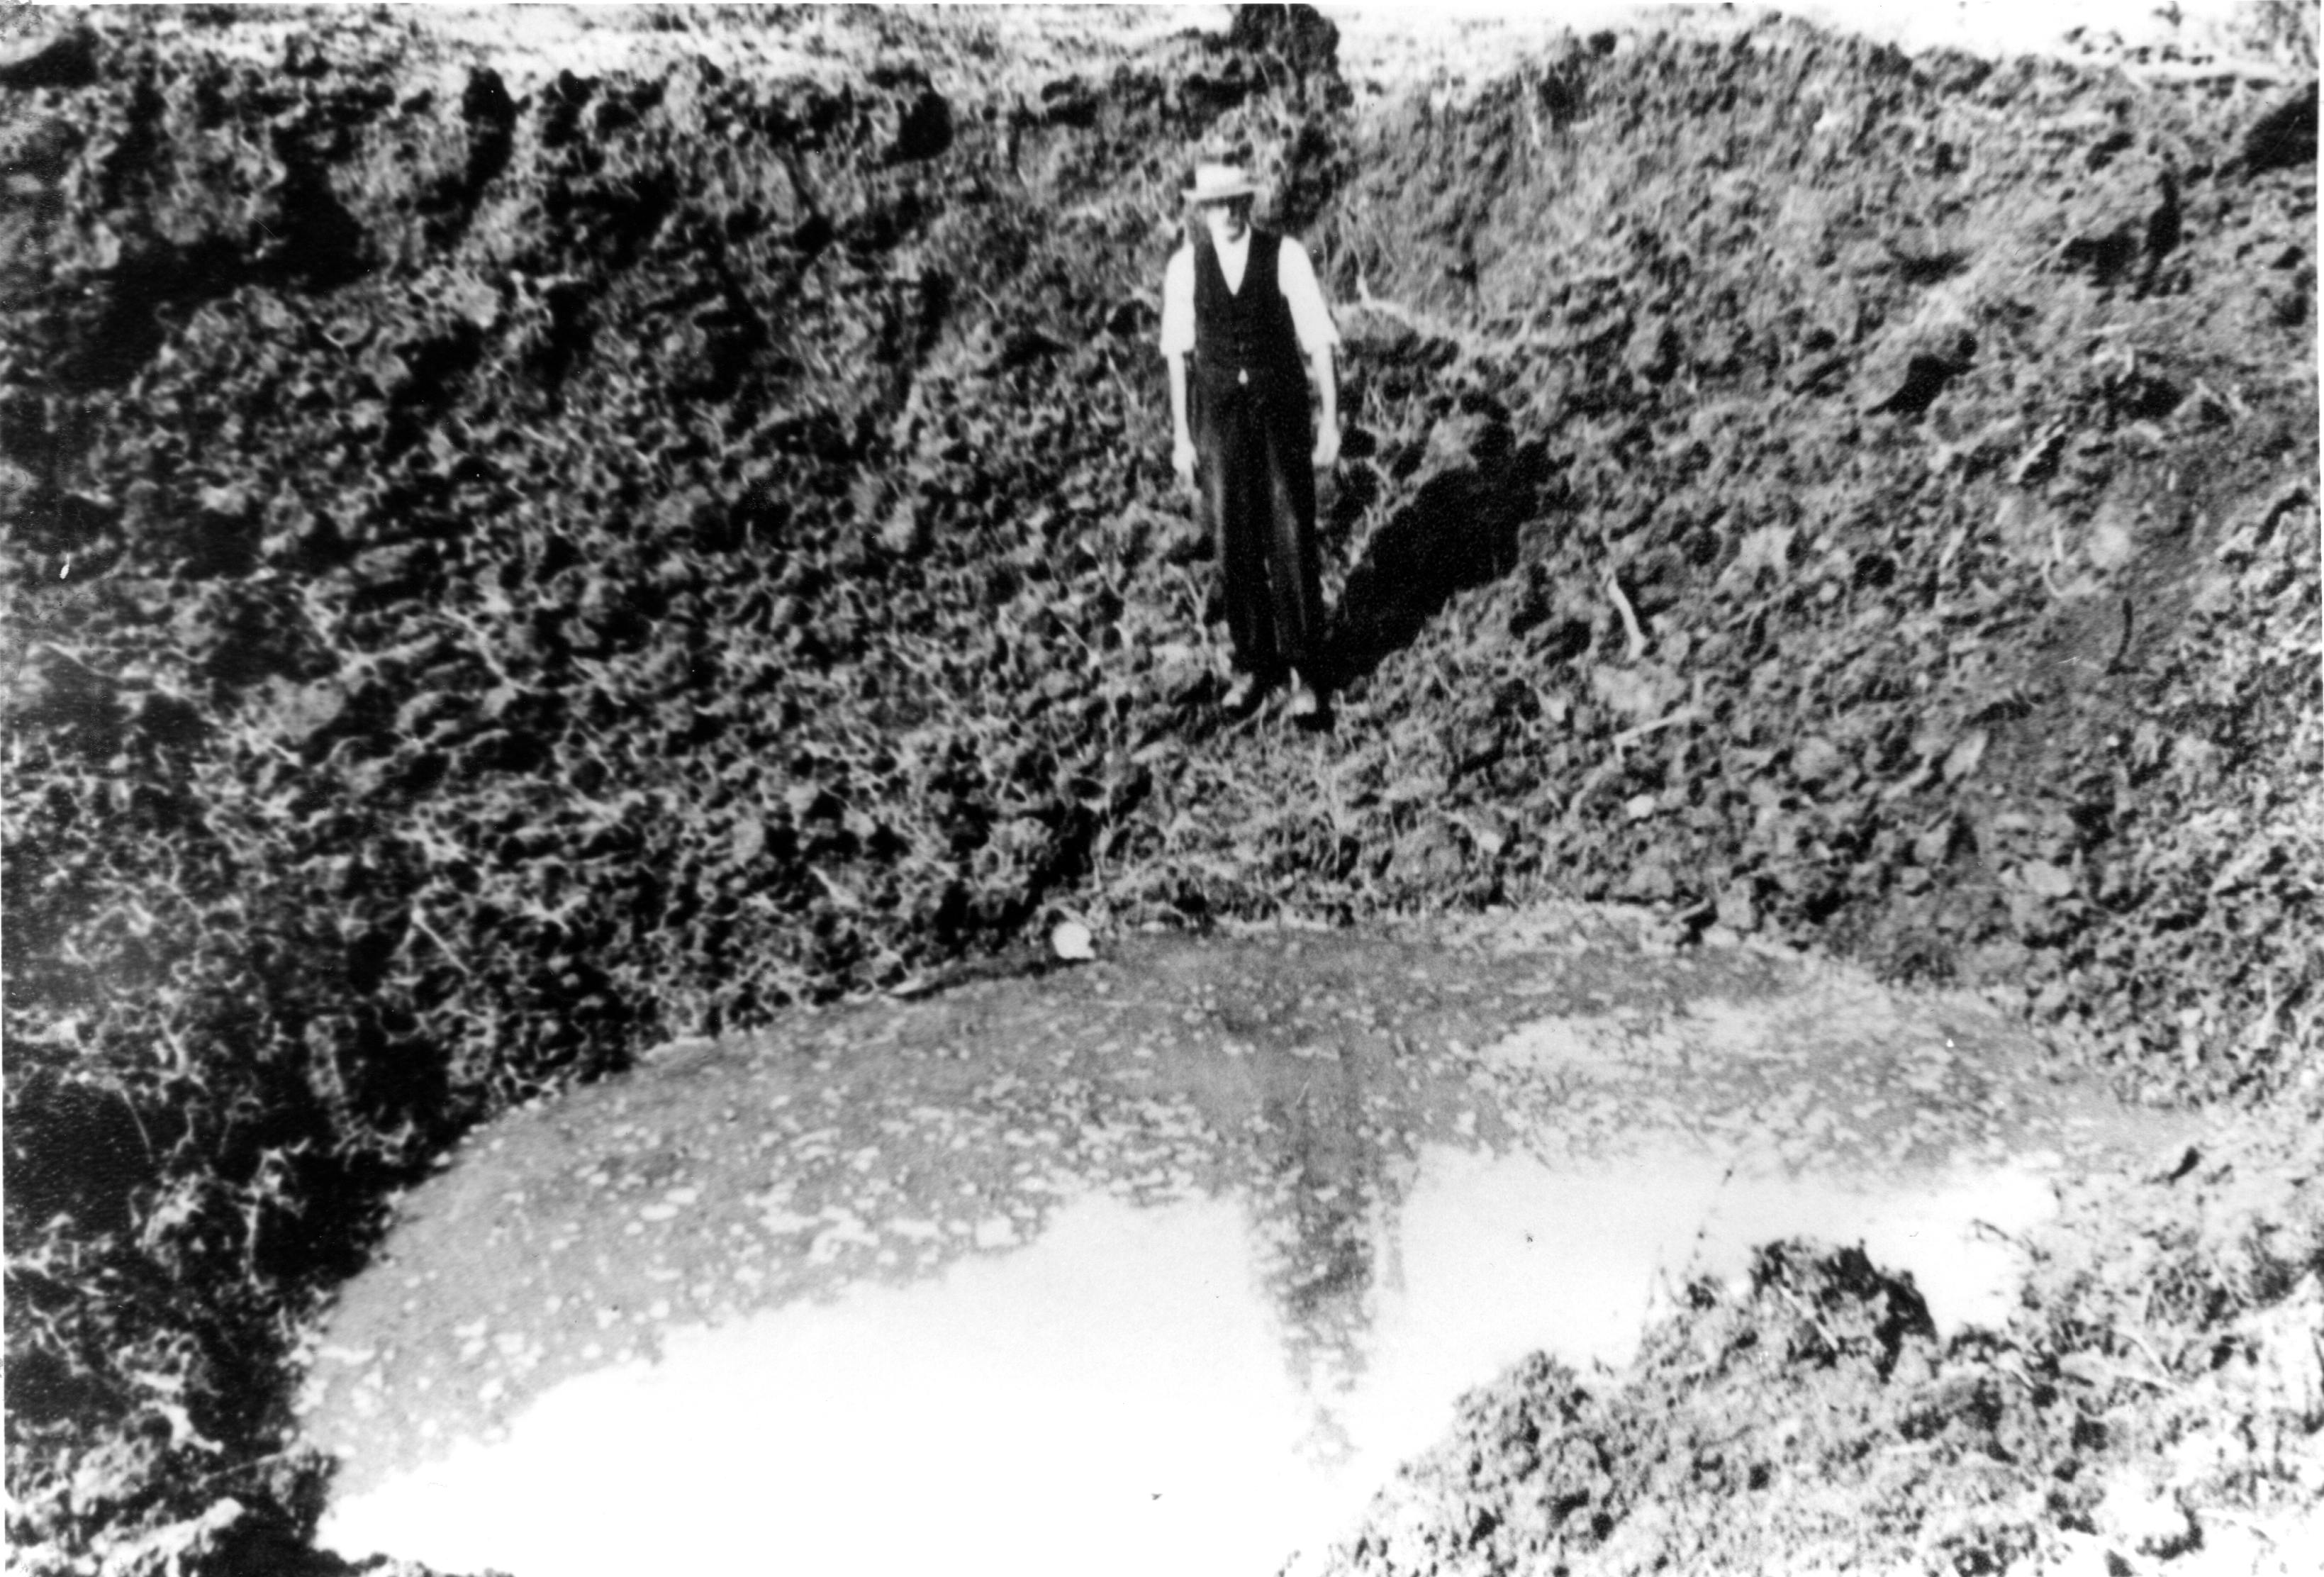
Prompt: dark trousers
<box><xmin>1192</xmin><ymin>374</ymin><xmax>1324</xmax><ymax>684</ymax></box>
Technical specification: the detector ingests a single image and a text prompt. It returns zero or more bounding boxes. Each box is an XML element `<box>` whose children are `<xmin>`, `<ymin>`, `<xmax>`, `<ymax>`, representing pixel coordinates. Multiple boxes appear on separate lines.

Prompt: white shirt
<box><xmin>1158</xmin><ymin>231</ymin><xmax>1339</xmax><ymax>360</ymax></box>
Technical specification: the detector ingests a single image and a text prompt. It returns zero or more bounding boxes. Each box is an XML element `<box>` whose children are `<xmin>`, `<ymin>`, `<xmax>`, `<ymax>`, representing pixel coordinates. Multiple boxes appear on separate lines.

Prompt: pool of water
<box><xmin>315</xmin><ymin>1142</ymin><xmax>2068</xmax><ymax>1576</ymax></box>
<box><xmin>304</xmin><ymin>921</ymin><xmax>2185</xmax><ymax>1577</ymax></box>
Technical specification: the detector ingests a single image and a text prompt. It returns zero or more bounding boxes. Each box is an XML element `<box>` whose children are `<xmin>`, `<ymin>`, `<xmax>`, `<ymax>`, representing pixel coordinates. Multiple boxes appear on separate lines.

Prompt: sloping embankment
<box><xmin>3</xmin><ymin>6</ymin><xmax>2315</xmax><ymax>1573</ymax></box>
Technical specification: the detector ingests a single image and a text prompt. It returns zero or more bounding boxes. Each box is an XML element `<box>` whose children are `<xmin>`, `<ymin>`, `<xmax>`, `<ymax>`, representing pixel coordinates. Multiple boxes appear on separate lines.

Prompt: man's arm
<box><xmin>1277</xmin><ymin>238</ymin><xmax>1341</xmax><ymax>470</ymax></box>
<box><xmin>1308</xmin><ymin>342</ymin><xmax>1339</xmax><ymax>470</ymax></box>
<box><xmin>1160</xmin><ymin>247</ymin><xmax>1197</xmax><ymax>489</ymax></box>
<box><xmin>1167</xmin><ymin>352</ymin><xmax>1195</xmax><ymax>489</ymax></box>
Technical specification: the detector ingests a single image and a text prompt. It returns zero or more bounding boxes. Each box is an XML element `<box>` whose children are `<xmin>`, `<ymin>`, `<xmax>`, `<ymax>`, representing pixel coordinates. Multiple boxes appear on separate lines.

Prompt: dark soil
<box><xmin>3</xmin><ymin>5</ymin><xmax>2316</xmax><ymax>1574</ymax></box>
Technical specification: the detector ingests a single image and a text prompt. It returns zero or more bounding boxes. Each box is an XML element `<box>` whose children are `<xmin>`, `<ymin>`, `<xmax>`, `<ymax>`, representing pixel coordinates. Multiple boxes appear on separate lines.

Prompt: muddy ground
<box><xmin>4</xmin><ymin>4</ymin><xmax>2318</xmax><ymax>1575</ymax></box>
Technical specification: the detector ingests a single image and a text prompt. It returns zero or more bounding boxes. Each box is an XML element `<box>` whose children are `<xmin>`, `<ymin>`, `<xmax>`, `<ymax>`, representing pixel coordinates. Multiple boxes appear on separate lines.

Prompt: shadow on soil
<box><xmin>1323</xmin><ymin>433</ymin><xmax>1555</xmax><ymax>690</ymax></box>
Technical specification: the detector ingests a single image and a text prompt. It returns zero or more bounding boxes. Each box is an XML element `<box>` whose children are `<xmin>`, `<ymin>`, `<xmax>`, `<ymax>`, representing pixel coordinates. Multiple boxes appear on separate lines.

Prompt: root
<box><xmin>409</xmin><ymin>908</ymin><xmax>477</xmax><ymax>979</ymax></box>
<box><xmin>1351</xmin><ymin>272</ymin><xmax>1563</xmax><ymax>362</ymax></box>
<box><xmin>1613</xmin><ymin>706</ymin><xmax>1702</xmax><ymax>749</ymax></box>
<box><xmin>1606</xmin><ymin>573</ymin><xmax>1648</xmax><ymax>661</ymax></box>
<box><xmin>2042</xmin><ymin>514</ymin><xmax>2072</xmax><ymax>599</ymax></box>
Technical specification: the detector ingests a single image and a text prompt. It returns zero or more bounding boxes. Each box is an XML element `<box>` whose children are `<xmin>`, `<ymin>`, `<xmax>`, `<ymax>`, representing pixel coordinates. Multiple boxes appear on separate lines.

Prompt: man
<box><xmin>1161</xmin><ymin>162</ymin><xmax>1341</xmax><ymax>723</ymax></box>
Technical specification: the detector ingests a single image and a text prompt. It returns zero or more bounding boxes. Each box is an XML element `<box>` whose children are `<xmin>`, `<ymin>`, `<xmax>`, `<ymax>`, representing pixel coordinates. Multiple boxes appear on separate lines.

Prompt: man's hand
<box><xmin>1311</xmin><ymin>421</ymin><xmax>1341</xmax><ymax>472</ymax></box>
<box><xmin>1173</xmin><ymin>435</ymin><xmax>1197</xmax><ymax>491</ymax></box>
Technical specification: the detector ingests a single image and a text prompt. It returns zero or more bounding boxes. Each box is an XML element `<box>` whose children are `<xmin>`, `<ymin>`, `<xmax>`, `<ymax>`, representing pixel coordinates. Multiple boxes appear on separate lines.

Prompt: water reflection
<box><xmin>1246</xmin><ymin>1054</ymin><xmax>1404</xmax><ymax>1469</ymax></box>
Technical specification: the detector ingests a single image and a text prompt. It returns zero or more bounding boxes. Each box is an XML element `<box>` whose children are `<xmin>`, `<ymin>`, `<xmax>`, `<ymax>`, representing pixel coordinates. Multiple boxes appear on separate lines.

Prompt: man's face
<box><xmin>1201</xmin><ymin>196</ymin><xmax>1252</xmax><ymax>247</ymax></box>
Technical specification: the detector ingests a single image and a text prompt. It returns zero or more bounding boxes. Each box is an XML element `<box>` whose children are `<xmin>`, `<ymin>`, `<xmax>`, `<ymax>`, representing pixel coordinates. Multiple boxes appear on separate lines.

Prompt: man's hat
<box><xmin>1183</xmin><ymin>162</ymin><xmax>1260</xmax><ymax>204</ymax></box>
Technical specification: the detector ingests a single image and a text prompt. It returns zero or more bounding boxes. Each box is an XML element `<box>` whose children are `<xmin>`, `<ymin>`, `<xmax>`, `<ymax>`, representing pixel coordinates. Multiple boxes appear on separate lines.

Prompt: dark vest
<box><xmin>1192</xmin><ymin>229</ymin><xmax>1306</xmax><ymax>396</ymax></box>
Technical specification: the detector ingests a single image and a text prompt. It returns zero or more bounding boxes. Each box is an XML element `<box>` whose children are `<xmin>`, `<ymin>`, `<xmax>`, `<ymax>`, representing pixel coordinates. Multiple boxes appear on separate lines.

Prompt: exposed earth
<box><xmin>4</xmin><ymin>4</ymin><xmax>2318</xmax><ymax>1577</ymax></box>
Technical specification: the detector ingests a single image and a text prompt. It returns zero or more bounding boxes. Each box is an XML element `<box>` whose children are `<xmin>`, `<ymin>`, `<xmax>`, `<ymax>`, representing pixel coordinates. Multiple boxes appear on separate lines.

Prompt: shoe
<box><xmin>1222</xmin><ymin>672</ymin><xmax>1267</xmax><ymax>716</ymax></box>
<box><xmin>1285</xmin><ymin>677</ymin><xmax>1326</xmax><ymax>725</ymax></box>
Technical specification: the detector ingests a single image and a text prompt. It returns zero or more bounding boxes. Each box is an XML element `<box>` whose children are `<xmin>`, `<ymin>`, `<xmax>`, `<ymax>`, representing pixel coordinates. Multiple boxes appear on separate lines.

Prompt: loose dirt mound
<box><xmin>4</xmin><ymin>5</ymin><xmax>2316</xmax><ymax>1574</ymax></box>
<box><xmin>1318</xmin><ymin>1098</ymin><xmax>2323</xmax><ymax>1577</ymax></box>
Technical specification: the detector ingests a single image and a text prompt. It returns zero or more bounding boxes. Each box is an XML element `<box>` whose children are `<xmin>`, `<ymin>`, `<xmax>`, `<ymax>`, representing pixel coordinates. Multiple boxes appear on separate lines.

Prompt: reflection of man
<box><xmin>1162</xmin><ymin>162</ymin><xmax>1341</xmax><ymax>723</ymax></box>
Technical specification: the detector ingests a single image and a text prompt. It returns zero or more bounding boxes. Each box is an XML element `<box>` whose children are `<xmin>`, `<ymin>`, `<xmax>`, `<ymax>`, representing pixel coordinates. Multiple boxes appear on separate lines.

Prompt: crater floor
<box><xmin>301</xmin><ymin>906</ymin><xmax>2193</xmax><ymax>1576</ymax></box>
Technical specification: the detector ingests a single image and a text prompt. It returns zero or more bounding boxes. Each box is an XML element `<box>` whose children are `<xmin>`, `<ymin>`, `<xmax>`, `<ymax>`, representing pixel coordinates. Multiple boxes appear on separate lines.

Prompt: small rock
<box><xmin>2240</xmin><ymin>81</ymin><xmax>2318</xmax><ymax>177</ymax></box>
<box><xmin>1865</xmin><ymin>353</ymin><xmax>1962</xmax><ymax>417</ymax></box>
<box><xmin>1787</xmin><ymin>350</ymin><xmax>1851</xmax><ymax>396</ymax></box>
<box><xmin>2147</xmin><ymin>1144</ymin><xmax>2201</xmax><ymax>1184</ymax></box>
<box><xmin>2010</xmin><ymin>426</ymin><xmax>2068</xmax><ymax>487</ymax></box>
<box><xmin>1395</xmin><ymin>822</ymin><xmax>1468</xmax><ymax>884</ymax></box>
<box><xmin>1227</xmin><ymin>2</ymin><xmax>1340</xmax><ymax>77</ymax></box>
<box><xmin>878</xmin><ymin>500</ymin><xmax>927</xmax><ymax>557</ymax></box>
<box><xmin>646</xmin><ymin>1036</ymin><xmax>720</xmax><ymax>1071</ymax></box>
<box><xmin>1619</xmin><ymin>858</ymin><xmax>1676</xmax><ymax>903</ymax></box>
<box><xmin>1862</xmin><ymin>323</ymin><xmax>1976</xmax><ymax>416</ymax></box>
<box><xmin>1716</xmin><ymin>886</ymin><xmax>1758</xmax><ymax>934</ymax></box>
<box><xmin>2018</xmin><ymin>860</ymin><xmax>2076</xmax><ymax>899</ymax></box>
<box><xmin>2094</xmin><ymin>1476</ymin><xmax>2198</xmax><ymax>1560</ymax></box>
<box><xmin>1942</xmin><ymin>730</ymin><xmax>1989</xmax><ymax>784</ymax></box>
<box><xmin>1792</xmin><ymin>735</ymin><xmax>1846</xmax><ymax>787</ymax></box>
<box><xmin>0</xmin><ymin>28</ymin><xmax>99</xmax><ymax>91</ymax></box>
<box><xmin>887</xmin><ymin>88</ymin><xmax>954</xmax><ymax>164</ymax></box>
<box><xmin>350</xmin><ymin>540</ymin><xmax>434</xmax><ymax>594</ymax></box>
<box><xmin>1035</xmin><ymin>77</ymin><xmax>1100</xmax><ymax>129</ymax></box>
<box><xmin>1624</xmin><ymin>316</ymin><xmax>1682</xmax><ymax>384</ymax></box>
